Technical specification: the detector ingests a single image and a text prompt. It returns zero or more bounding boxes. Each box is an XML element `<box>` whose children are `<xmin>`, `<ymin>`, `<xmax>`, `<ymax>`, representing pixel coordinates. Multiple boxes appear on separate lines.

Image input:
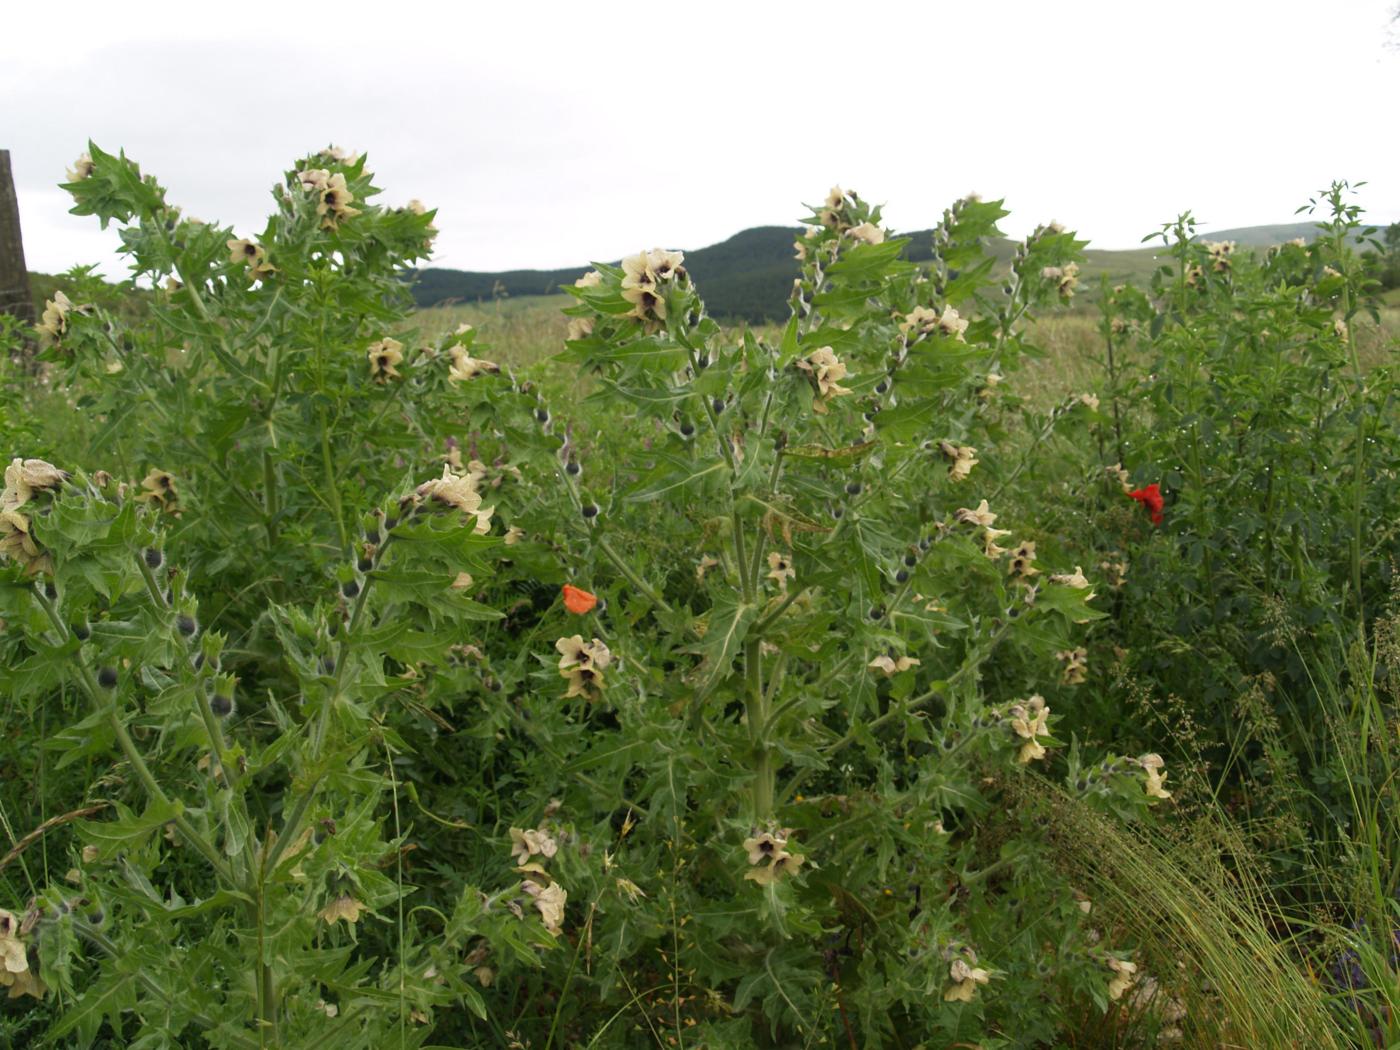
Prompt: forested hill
<box><xmin>407</xmin><ymin>221</ymin><xmax>1332</xmax><ymax>323</ymax></box>
<box><xmin>408</xmin><ymin>226</ymin><xmax>859</xmax><ymax>322</ymax></box>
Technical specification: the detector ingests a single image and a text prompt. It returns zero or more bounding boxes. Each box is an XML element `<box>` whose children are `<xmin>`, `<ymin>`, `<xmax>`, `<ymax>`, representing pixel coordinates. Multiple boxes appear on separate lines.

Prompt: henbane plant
<box><xmin>1</xmin><ymin>149</ymin><xmax>1193</xmax><ymax>1047</ymax></box>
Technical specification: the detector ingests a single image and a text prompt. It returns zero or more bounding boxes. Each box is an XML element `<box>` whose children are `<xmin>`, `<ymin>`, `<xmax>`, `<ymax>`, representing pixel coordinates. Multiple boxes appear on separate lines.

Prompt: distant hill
<box><xmin>1190</xmin><ymin>221</ymin><xmax>1322</xmax><ymax>247</ymax></box>
<box><xmin>409</xmin><ymin>220</ymin><xmax>1343</xmax><ymax>323</ymax></box>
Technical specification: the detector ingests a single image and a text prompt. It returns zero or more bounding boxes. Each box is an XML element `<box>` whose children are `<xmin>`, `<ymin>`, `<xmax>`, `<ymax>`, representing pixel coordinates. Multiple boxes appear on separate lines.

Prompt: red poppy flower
<box><xmin>562</xmin><ymin>584</ymin><xmax>597</xmax><ymax>614</ymax></box>
<box><xmin>1127</xmin><ymin>483</ymin><xmax>1164</xmax><ymax>526</ymax></box>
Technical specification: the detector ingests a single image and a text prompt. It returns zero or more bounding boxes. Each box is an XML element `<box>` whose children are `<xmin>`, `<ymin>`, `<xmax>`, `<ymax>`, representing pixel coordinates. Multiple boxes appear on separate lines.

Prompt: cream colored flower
<box><xmin>1139</xmin><ymin>753</ymin><xmax>1172</xmax><ymax>799</ymax></box>
<box><xmin>66</xmin><ymin>153</ymin><xmax>95</xmax><ymax>181</ymax></box>
<box><xmin>743</xmin><ymin>830</ymin><xmax>788</xmax><ymax>865</ymax></box>
<box><xmin>318</xmin><ymin>894</ymin><xmax>365</xmax><ymax>925</ymax></box>
<box><xmin>317</xmin><ymin>172</ymin><xmax>361</xmax><ymax>229</ymax></box>
<box><xmin>622</xmin><ymin>282</ymin><xmax>667</xmax><ymax>322</ymax></box>
<box><xmin>1009</xmin><ymin>540</ymin><xmax>1039</xmax><ymax>580</ymax></box>
<box><xmin>0</xmin><ymin>911</ymin><xmax>29</xmax><ymax>977</ymax></box>
<box><xmin>1043</xmin><ymin>262</ymin><xmax>1080</xmax><ymax>298</ymax></box>
<box><xmin>227</xmin><ymin>237</ymin><xmax>274</xmax><ymax>281</ymax></box>
<box><xmin>415</xmin><ymin>465</ymin><xmax>483</xmax><ymax>517</ymax></box>
<box><xmin>556</xmin><ymin>635</ymin><xmax>611</xmax><ymax>701</ymax></box>
<box><xmin>1056</xmin><ymin>647</ymin><xmax>1087</xmax><ymax>685</ymax></box>
<box><xmin>1333</xmin><ymin>318</ymin><xmax>1348</xmax><ymax>339</ymax></box>
<box><xmin>562</xmin><ymin>663</ymin><xmax>603</xmax><ymax>700</ymax></box>
<box><xmin>574</xmin><ymin>270</ymin><xmax>603</xmax><ymax>288</ymax></box>
<box><xmin>1010</xmin><ymin>694</ymin><xmax>1050</xmax><ymax>764</ymax></box>
<box><xmin>940</xmin><ymin>441</ymin><xmax>978</xmax><ymax>482</ymax></box>
<box><xmin>937</xmin><ymin>307</ymin><xmax>969</xmax><ymax>340</ymax></box>
<box><xmin>1077</xmin><ymin>392</ymin><xmax>1099</xmax><ymax>411</ymax></box>
<box><xmin>504</xmin><ymin>525</ymin><xmax>524</xmax><ymax>545</ymax></box>
<box><xmin>136</xmin><ymin>468</ymin><xmax>178</xmax><ymax>513</ymax></box>
<box><xmin>35</xmin><ymin>291</ymin><xmax>74</xmax><ymax>342</ymax></box>
<box><xmin>367</xmin><ymin>338</ymin><xmax>404</xmax><ymax>382</ymax></box>
<box><xmin>847</xmin><ymin>222</ymin><xmax>884</xmax><ymax>245</ymax></box>
<box><xmin>646</xmin><ymin>247</ymin><xmax>685</xmax><ymax>281</ymax></box>
<box><xmin>695</xmin><ymin>555</ymin><xmax>720</xmax><ymax>581</ymax></box>
<box><xmin>451</xmin><ymin>572</ymin><xmax>474</xmax><ymax>590</ymax></box>
<box><xmin>824</xmin><ymin>186</ymin><xmax>846</xmax><ymax>210</ymax></box>
<box><xmin>766</xmin><ymin>552</ymin><xmax>795</xmax><ymax>588</ymax></box>
<box><xmin>556</xmin><ymin>635</ymin><xmax>611</xmax><ymax>671</ymax></box>
<box><xmin>1050</xmin><ymin>565</ymin><xmax>1092</xmax><ymax>589</ymax></box>
<box><xmin>566</xmin><ymin>317</ymin><xmax>594</xmax><ymax>341</ymax></box>
<box><xmin>744</xmin><ymin>850</ymin><xmax>805</xmax><ymax>886</ymax></box>
<box><xmin>522</xmin><ymin>880</ymin><xmax>567</xmax><ymax>936</ymax></box>
<box><xmin>447</xmin><ymin>347</ymin><xmax>500</xmax><ymax>382</ymax></box>
<box><xmin>621</xmin><ymin>251</ymin><xmax>652</xmax><ymax>285</ymax></box>
<box><xmin>899</xmin><ymin>305</ymin><xmax>939</xmax><ymax>336</ymax></box>
<box><xmin>1107</xmin><ymin>956</ymin><xmax>1137</xmax><ymax>1001</ymax></box>
<box><xmin>944</xmin><ymin>956</ymin><xmax>991</xmax><ymax>1003</ymax></box>
<box><xmin>795</xmin><ymin>346</ymin><xmax>852</xmax><ymax>413</ymax></box>
<box><xmin>869</xmin><ymin>654</ymin><xmax>920</xmax><ymax>676</ymax></box>
<box><xmin>955</xmin><ymin>499</ymin><xmax>996</xmax><ymax>528</ymax></box>
<box><xmin>509</xmin><ymin>827</ymin><xmax>559</xmax><ymax>866</ymax></box>
<box><xmin>5</xmin><ymin>459</ymin><xmax>66</xmax><ymax>503</ymax></box>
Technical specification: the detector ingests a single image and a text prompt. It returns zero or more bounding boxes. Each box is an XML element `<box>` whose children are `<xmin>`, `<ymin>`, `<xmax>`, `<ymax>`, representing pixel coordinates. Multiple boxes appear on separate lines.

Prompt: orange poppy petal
<box><xmin>562</xmin><ymin>584</ymin><xmax>597</xmax><ymax>614</ymax></box>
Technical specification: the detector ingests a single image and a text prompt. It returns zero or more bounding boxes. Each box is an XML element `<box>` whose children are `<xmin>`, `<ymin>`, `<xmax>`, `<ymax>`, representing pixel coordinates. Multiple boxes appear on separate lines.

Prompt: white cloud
<box><xmin>4</xmin><ymin>0</ymin><xmax>1397</xmax><ymax>278</ymax></box>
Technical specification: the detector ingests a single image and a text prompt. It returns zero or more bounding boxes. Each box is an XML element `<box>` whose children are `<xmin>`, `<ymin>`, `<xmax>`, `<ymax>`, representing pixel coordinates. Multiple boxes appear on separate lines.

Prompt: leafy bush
<box><xmin>0</xmin><ymin>151</ymin><xmax>1203</xmax><ymax>1048</ymax></box>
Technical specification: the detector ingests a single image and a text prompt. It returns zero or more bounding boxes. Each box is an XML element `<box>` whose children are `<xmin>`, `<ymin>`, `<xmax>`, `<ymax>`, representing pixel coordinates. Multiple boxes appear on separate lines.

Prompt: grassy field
<box><xmin>410</xmin><ymin>291</ymin><xmax>1400</xmax><ymax>411</ymax></box>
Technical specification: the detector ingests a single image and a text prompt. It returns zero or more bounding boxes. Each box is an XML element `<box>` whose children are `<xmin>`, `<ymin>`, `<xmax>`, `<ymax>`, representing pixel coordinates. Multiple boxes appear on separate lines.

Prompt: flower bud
<box><xmin>176</xmin><ymin>614</ymin><xmax>198</xmax><ymax>637</ymax></box>
<box><xmin>73</xmin><ymin>623</ymin><xmax>90</xmax><ymax>641</ymax></box>
<box><xmin>581</xmin><ymin>504</ymin><xmax>599</xmax><ymax>519</ymax></box>
<box><xmin>712</xmin><ymin>398</ymin><xmax>725</xmax><ymax>415</ymax></box>
<box><xmin>144</xmin><ymin>548</ymin><xmax>163</xmax><ymax>570</ymax></box>
<box><xmin>209</xmin><ymin>693</ymin><xmax>234</xmax><ymax>718</ymax></box>
<box><xmin>365</xmin><ymin>529</ymin><xmax>381</xmax><ymax>545</ymax></box>
<box><xmin>535</xmin><ymin>408</ymin><xmax>550</xmax><ymax>425</ymax></box>
<box><xmin>44</xmin><ymin>581</ymin><xmax>58</xmax><ymax>600</ymax></box>
<box><xmin>868</xmin><ymin>605</ymin><xmax>884</xmax><ymax>621</ymax></box>
<box><xmin>896</xmin><ymin>570</ymin><xmax>909</xmax><ymax>583</ymax></box>
<box><xmin>903</xmin><ymin>553</ymin><xmax>918</xmax><ymax>567</ymax></box>
<box><xmin>679</xmin><ymin>422</ymin><xmax>695</xmax><ymax>438</ymax></box>
<box><xmin>846</xmin><ymin>481</ymin><xmax>862</xmax><ymax>496</ymax></box>
<box><xmin>357</xmin><ymin>557</ymin><xmax>373</xmax><ymax>573</ymax></box>
<box><xmin>565</xmin><ymin>460</ymin><xmax>581</xmax><ymax>477</ymax></box>
<box><xmin>97</xmin><ymin>667</ymin><xmax>118</xmax><ymax>689</ymax></box>
<box><xmin>341</xmin><ymin>580</ymin><xmax>360</xmax><ymax>599</ymax></box>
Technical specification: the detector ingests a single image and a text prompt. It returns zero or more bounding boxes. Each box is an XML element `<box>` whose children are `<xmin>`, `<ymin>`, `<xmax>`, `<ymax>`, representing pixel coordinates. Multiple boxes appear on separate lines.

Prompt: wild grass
<box><xmin>409</xmin><ymin>296</ymin><xmax>1400</xmax><ymax>415</ymax></box>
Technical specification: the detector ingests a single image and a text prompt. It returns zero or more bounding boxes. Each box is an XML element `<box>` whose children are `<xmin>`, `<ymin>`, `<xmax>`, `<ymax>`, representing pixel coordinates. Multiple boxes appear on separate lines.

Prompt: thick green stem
<box><xmin>596</xmin><ymin>538</ymin><xmax>676</xmax><ymax>616</ymax></box>
<box><xmin>745</xmin><ymin>637</ymin><xmax>772</xmax><ymax>820</ymax></box>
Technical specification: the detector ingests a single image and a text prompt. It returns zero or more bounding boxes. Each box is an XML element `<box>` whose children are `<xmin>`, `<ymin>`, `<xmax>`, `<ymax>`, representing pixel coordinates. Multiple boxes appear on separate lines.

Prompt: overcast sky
<box><xmin>4</xmin><ymin>0</ymin><xmax>1398</xmax><ymax>279</ymax></box>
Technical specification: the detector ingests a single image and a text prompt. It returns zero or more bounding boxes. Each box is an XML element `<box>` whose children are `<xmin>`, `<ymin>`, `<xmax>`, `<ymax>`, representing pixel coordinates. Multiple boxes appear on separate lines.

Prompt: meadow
<box><xmin>0</xmin><ymin>148</ymin><xmax>1397</xmax><ymax>1049</ymax></box>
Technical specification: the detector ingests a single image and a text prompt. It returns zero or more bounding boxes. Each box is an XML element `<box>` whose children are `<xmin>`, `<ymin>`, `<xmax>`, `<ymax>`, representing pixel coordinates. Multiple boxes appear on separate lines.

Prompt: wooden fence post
<box><xmin>0</xmin><ymin>150</ymin><xmax>36</xmax><ymax>326</ymax></box>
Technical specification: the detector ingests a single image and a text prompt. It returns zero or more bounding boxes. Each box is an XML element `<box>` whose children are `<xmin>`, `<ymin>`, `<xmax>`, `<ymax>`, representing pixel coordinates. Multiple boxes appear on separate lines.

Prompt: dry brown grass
<box><xmin>406</xmin><ymin>298</ymin><xmax>1399</xmax><ymax>413</ymax></box>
